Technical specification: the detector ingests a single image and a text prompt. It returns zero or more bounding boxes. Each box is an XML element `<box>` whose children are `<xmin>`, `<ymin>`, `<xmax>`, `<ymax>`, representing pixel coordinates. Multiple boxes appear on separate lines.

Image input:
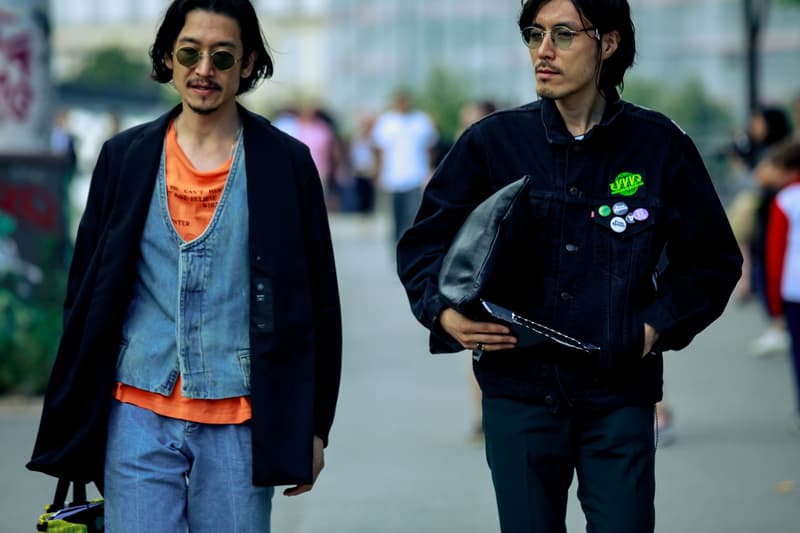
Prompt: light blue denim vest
<box><xmin>117</xmin><ymin>136</ymin><xmax>251</xmax><ymax>399</ymax></box>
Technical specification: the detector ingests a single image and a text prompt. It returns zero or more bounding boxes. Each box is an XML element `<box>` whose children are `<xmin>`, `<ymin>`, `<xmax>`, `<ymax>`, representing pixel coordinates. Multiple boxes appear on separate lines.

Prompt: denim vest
<box><xmin>117</xmin><ymin>136</ymin><xmax>251</xmax><ymax>399</ymax></box>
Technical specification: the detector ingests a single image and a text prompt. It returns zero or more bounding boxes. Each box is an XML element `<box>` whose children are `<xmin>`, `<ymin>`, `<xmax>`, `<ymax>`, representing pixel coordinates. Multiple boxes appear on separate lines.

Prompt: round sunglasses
<box><xmin>173</xmin><ymin>47</ymin><xmax>241</xmax><ymax>70</ymax></box>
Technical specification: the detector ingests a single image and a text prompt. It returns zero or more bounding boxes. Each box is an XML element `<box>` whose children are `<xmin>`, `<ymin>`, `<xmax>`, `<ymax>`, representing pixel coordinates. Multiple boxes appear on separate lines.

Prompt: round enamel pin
<box><xmin>610</xmin><ymin>217</ymin><xmax>627</xmax><ymax>233</ymax></box>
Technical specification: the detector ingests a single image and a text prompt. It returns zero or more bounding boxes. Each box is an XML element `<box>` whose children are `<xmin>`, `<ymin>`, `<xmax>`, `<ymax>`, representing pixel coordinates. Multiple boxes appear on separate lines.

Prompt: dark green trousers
<box><xmin>483</xmin><ymin>396</ymin><xmax>656</xmax><ymax>533</ymax></box>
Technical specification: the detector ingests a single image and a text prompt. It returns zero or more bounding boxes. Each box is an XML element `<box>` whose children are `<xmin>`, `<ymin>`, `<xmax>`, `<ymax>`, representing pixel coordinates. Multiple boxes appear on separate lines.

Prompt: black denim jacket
<box><xmin>397</xmin><ymin>98</ymin><xmax>742</xmax><ymax>408</ymax></box>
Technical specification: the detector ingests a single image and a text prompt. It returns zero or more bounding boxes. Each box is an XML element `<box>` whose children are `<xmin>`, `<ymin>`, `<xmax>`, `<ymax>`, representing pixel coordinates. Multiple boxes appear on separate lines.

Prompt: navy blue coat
<box><xmin>27</xmin><ymin>104</ymin><xmax>342</xmax><ymax>487</ymax></box>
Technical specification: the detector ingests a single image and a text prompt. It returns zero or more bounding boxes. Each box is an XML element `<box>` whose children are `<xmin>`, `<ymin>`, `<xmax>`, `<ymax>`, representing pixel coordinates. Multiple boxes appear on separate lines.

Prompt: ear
<box><xmin>600</xmin><ymin>30</ymin><xmax>620</xmax><ymax>60</ymax></box>
<box><xmin>240</xmin><ymin>51</ymin><xmax>257</xmax><ymax>79</ymax></box>
<box><xmin>164</xmin><ymin>51</ymin><xmax>174</xmax><ymax>70</ymax></box>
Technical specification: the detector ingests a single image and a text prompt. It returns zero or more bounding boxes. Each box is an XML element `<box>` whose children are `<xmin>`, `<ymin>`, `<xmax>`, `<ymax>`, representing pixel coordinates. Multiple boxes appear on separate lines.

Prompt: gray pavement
<box><xmin>2</xmin><ymin>213</ymin><xmax>799</xmax><ymax>532</ymax></box>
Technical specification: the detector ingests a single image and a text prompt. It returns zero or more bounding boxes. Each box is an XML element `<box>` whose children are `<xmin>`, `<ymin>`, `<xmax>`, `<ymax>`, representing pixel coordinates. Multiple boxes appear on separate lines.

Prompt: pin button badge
<box><xmin>632</xmin><ymin>208</ymin><xmax>649</xmax><ymax>222</ymax></box>
<box><xmin>625</xmin><ymin>213</ymin><xmax>636</xmax><ymax>224</ymax></box>
<box><xmin>612</xmin><ymin>202</ymin><xmax>629</xmax><ymax>216</ymax></box>
<box><xmin>598</xmin><ymin>205</ymin><xmax>612</xmax><ymax>217</ymax></box>
<box><xmin>610</xmin><ymin>217</ymin><xmax>627</xmax><ymax>233</ymax></box>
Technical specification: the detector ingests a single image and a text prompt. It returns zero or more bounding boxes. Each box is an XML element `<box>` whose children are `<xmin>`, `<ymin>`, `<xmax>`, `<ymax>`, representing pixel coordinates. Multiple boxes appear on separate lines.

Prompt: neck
<box><xmin>176</xmin><ymin>101</ymin><xmax>241</xmax><ymax>146</ymax></box>
<box><xmin>173</xmin><ymin>103</ymin><xmax>242</xmax><ymax>171</ymax></box>
<box><xmin>555</xmin><ymin>91</ymin><xmax>608</xmax><ymax>138</ymax></box>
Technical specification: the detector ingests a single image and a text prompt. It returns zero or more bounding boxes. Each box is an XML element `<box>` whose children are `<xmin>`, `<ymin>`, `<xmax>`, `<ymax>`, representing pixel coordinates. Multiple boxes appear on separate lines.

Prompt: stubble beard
<box><xmin>186</xmin><ymin>102</ymin><xmax>220</xmax><ymax>116</ymax></box>
<box><xmin>536</xmin><ymin>86</ymin><xmax>558</xmax><ymax>100</ymax></box>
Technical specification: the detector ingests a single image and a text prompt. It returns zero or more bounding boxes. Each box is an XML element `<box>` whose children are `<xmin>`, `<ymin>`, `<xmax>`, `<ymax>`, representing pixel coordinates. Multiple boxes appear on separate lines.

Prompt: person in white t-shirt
<box><xmin>372</xmin><ymin>89</ymin><xmax>438</xmax><ymax>244</ymax></box>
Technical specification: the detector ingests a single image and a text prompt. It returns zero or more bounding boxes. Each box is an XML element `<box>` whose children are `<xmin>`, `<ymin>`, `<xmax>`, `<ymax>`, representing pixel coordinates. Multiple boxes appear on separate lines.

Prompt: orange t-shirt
<box><xmin>113</xmin><ymin>121</ymin><xmax>251</xmax><ymax>424</ymax></box>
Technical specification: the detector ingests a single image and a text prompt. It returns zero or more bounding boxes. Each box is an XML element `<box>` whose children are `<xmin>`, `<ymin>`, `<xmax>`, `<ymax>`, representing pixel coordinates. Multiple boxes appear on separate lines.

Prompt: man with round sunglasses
<box><xmin>27</xmin><ymin>1</ymin><xmax>342</xmax><ymax>531</ymax></box>
<box><xmin>397</xmin><ymin>0</ymin><xmax>742</xmax><ymax>531</ymax></box>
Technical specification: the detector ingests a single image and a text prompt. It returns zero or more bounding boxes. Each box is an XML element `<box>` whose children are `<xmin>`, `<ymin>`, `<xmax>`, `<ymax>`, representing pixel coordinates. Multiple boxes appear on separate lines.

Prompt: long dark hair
<box><xmin>150</xmin><ymin>0</ymin><xmax>273</xmax><ymax>95</ymax></box>
<box><xmin>519</xmin><ymin>0</ymin><xmax>636</xmax><ymax>98</ymax></box>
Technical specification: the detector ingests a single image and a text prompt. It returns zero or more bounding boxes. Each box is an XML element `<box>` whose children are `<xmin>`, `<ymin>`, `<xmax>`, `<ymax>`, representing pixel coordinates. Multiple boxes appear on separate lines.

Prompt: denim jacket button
<box><xmin>565</xmin><ymin>243</ymin><xmax>579</xmax><ymax>253</ymax></box>
<box><xmin>569</xmin><ymin>186</ymin><xmax>580</xmax><ymax>196</ymax></box>
<box><xmin>560</xmin><ymin>291</ymin><xmax>572</xmax><ymax>301</ymax></box>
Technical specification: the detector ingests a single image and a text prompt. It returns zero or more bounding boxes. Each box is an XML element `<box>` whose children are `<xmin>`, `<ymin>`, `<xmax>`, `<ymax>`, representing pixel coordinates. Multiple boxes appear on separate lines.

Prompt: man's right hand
<box><xmin>439</xmin><ymin>307</ymin><xmax>518</xmax><ymax>353</ymax></box>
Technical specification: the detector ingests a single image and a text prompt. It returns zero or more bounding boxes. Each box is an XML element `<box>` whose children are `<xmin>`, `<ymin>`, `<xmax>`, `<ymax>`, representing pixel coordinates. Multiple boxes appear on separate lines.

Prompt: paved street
<box><xmin>2</xmin><ymin>213</ymin><xmax>799</xmax><ymax>532</ymax></box>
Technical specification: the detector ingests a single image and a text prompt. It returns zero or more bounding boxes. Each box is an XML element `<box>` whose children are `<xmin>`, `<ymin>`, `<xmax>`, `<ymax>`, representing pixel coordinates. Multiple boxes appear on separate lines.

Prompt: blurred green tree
<box><xmin>68</xmin><ymin>46</ymin><xmax>153</xmax><ymax>90</ymax></box>
<box><xmin>62</xmin><ymin>46</ymin><xmax>167</xmax><ymax>104</ymax></box>
<box><xmin>623</xmin><ymin>77</ymin><xmax>735</xmax><ymax>193</ymax></box>
<box><xmin>415</xmin><ymin>66</ymin><xmax>471</xmax><ymax>144</ymax></box>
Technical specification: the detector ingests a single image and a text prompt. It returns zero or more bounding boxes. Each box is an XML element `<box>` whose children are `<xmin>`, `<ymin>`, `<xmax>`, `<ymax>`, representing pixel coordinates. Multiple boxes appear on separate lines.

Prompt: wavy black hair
<box><xmin>519</xmin><ymin>0</ymin><xmax>636</xmax><ymax>99</ymax></box>
<box><xmin>150</xmin><ymin>0</ymin><xmax>273</xmax><ymax>95</ymax></box>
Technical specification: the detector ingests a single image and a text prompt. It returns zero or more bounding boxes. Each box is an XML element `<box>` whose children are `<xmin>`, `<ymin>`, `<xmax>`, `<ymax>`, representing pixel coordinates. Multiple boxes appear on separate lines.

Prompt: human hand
<box><xmin>283</xmin><ymin>436</ymin><xmax>325</xmax><ymax>496</ymax></box>
<box><xmin>439</xmin><ymin>307</ymin><xmax>517</xmax><ymax>353</ymax></box>
<box><xmin>643</xmin><ymin>323</ymin><xmax>659</xmax><ymax>356</ymax></box>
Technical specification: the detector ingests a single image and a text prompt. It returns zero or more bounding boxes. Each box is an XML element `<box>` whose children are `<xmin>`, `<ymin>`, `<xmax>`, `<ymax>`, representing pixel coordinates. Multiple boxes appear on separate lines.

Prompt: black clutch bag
<box><xmin>438</xmin><ymin>175</ymin><xmax>532</xmax><ymax>316</ymax></box>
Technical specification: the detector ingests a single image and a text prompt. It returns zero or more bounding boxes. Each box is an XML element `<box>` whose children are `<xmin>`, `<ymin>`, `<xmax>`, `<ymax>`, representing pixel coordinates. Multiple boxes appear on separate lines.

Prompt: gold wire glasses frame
<box><xmin>173</xmin><ymin>47</ymin><xmax>242</xmax><ymax>70</ymax></box>
<box><xmin>520</xmin><ymin>25</ymin><xmax>599</xmax><ymax>50</ymax></box>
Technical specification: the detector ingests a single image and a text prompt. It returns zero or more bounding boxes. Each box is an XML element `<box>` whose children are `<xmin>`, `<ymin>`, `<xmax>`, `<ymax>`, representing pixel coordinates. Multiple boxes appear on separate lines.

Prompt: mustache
<box><xmin>187</xmin><ymin>79</ymin><xmax>221</xmax><ymax>90</ymax></box>
<box><xmin>535</xmin><ymin>62</ymin><xmax>560</xmax><ymax>73</ymax></box>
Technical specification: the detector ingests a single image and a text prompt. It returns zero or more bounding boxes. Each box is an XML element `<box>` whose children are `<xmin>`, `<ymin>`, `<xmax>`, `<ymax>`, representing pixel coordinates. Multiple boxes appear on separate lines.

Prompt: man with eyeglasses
<box><xmin>397</xmin><ymin>0</ymin><xmax>742</xmax><ymax>531</ymax></box>
<box><xmin>27</xmin><ymin>1</ymin><xmax>342</xmax><ymax>531</ymax></box>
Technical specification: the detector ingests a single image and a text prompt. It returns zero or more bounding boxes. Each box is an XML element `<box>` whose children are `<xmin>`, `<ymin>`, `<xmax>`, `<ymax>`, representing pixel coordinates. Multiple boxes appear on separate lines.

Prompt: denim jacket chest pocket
<box><xmin>588</xmin><ymin>198</ymin><xmax>662</xmax><ymax>368</ymax></box>
<box><xmin>590</xmin><ymin>199</ymin><xmax>660</xmax><ymax>282</ymax></box>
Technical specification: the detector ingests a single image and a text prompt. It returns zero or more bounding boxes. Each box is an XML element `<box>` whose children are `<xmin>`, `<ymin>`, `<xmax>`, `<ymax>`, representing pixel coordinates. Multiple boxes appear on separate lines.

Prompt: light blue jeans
<box><xmin>104</xmin><ymin>400</ymin><xmax>273</xmax><ymax>533</ymax></box>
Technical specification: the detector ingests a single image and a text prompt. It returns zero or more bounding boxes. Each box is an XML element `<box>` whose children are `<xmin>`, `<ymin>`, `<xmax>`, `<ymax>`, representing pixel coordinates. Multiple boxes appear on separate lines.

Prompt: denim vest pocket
<box><xmin>237</xmin><ymin>349</ymin><xmax>251</xmax><ymax>390</ymax></box>
<box><xmin>116</xmin><ymin>339</ymin><xmax>129</xmax><ymax>370</ymax></box>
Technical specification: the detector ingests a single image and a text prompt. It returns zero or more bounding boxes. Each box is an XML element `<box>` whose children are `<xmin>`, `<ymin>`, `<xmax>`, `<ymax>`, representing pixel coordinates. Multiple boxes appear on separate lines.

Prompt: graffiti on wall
<box><xmin>0</xmin><ymin>10</ymin><xmax>33</xmax><ymax>125</ymax></box>
<box><xmin>0</xmin><ymin>181</ymin><xmax>59</xmax><ymax>232</ymax></box>
<box><xmin>0</xmin><ymin>155</ymin><xmax>66</xmax><ymax>291</ymax></box>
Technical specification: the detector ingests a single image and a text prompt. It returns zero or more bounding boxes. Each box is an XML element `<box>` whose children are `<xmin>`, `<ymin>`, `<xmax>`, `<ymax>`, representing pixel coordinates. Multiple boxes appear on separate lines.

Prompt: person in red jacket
<box><xmin>762</xmin><ymin>138</ymin><xmax>800</xmax><ymax>429</ymax></box>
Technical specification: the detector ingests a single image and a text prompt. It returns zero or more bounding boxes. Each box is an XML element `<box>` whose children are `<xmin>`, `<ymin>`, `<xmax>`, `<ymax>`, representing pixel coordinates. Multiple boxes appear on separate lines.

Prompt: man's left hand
<box><xmin>643</xmin><ymin>323</ymin><xmax>660</xmax><ymax>356</ymax></box>
<box><xmin>283</xmin><ymin>435</ymin><xmax>325</xmax><ymax>496</ymax></box>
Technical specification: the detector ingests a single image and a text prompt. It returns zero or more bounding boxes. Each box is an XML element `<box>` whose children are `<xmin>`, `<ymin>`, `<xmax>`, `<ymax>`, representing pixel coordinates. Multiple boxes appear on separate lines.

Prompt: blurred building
<box><xmin>49</xmin><ymin>0</ymin><xmax>800</xmax><ymax>124</ymax></box>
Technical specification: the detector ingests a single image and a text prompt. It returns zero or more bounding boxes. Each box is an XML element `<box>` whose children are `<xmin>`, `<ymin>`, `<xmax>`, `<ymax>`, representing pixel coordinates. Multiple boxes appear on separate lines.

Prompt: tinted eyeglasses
<box><xmin>173</xmin><ymin>47</ymin><xmax>241</xmax><ymax>70</ymax></box>
<box><xmin>520</xmin><ymin>25</ymin><xmax>599</xmax><ymax>50</ymax></box>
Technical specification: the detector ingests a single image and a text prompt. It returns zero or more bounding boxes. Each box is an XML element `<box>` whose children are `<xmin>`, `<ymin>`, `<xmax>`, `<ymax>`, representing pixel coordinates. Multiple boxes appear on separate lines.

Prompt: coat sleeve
<box><xmin>63</xmin><ymin>142</ymin><xmax>115</xmax><ymax>325</ymax></box>
<box><xmin>295</xmin><ymin>146</ymin><xmax>342</xmax><ymax>447</ymax></box>
<box><xmin>641</xmin><ymin>134</ymin><xmax>743</xmax><ymax>351</ymax></box>
<box><xmin>396</xmin><ymin>126</ymin><xmax>492</xmax><ymax>352</ymax></box>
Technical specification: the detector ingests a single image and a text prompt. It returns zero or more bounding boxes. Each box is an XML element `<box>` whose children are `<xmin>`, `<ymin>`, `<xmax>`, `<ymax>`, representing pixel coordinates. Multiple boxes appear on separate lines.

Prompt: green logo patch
<box><xmin>609</xmin><ymin>172</ymin><xmax>644</xmax><ymax>197</ymax></box>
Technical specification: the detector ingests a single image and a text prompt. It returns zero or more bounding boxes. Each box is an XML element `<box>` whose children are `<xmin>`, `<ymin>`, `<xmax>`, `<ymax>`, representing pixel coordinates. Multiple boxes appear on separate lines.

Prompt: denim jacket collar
<box><xmin>540</xmin><ymin>93</ymin><xmax>625</xmax><ymax>145</ymax></box>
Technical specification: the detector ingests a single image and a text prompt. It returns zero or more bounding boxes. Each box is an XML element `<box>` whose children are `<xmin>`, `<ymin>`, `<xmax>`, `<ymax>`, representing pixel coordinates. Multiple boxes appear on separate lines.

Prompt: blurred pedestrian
<box><xmin>50</xmin><ymin>107</ymin><xmax>78</xmax><ymax>185</ymax></box>
<box><xmin>727</xmin><ymin>106</ymin><xmax>793</xmax><ymax>356</ymax></box>
<box><xmin>27</xmin><ymin>1</ymin><xmax>342</xmax><ymax>531</ymax></box>
<box><xmin>458</xmin><ymin>100</ymin><xmax>498</xmax><ymax>138</ymax></box>
<box><xmin>372</xmin><ymin>88</ymin><xmax>438</xmax><ymax>245</ymax></box>
<box><xmin>396</xmin><ymin>1</ymin><xmax>742</xmax><ymax>531</ymax></box>
<box><xmin>349</xmin><ymin>112</ymin><xmax>378</xmax><ymax>216</ymax></box>
<box><xmin>294</xmin><ymin>104</ymin><xmax>340</xmax><ymax>208</ymax></box>
<box><xmin>762</xmin><ymin>138</ymin><xmax>800</xmax><ymax>429</ymax></box>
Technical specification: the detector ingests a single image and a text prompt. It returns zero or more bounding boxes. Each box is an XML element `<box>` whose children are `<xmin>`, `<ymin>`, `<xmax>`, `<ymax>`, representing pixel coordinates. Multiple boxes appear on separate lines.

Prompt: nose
<box><xmin>194</xmin><ymin>53</ymin><xmax>215</xmax><ymax>76</ymax></box>
<box><xmin>536</xmin><ymin>34</ymin><xmax>556</xmax><ymax>59</ymax></box>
